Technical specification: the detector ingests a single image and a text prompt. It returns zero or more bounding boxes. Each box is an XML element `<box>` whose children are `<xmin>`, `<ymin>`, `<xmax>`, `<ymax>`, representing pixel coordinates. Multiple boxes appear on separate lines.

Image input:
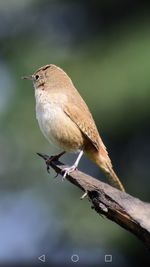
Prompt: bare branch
<box><xmin>37</xmin><ymin>153</ymin><xmax>150</xmax><ymax>249</ymax></box>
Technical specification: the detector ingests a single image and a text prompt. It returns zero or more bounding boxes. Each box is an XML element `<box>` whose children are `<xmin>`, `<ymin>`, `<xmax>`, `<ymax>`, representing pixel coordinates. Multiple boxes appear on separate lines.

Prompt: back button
<box><xmin>38</xmin><ymin>254</ymin><xmax>46</xmax><ymax>262</ymax></box>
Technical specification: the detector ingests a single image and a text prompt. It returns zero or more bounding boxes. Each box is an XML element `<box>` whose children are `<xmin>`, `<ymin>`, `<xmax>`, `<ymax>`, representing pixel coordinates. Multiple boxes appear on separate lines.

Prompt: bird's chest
<box><xmin>36</xmin><ymin>100</ymin><xmax>63</xmax><ymax>146</ymax></box>
<box><xmin>35</xmin><ymin>91</ymin><xmax>84</xmax><ymax>152</ymax></box>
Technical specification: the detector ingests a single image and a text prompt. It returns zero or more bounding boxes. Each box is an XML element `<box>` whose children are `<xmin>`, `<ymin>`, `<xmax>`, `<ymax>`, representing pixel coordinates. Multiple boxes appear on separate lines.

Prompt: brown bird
<box><xmin>23</xmin><ymin>64</ymin><xmax>125</xmax><ymax>191</ymax></box>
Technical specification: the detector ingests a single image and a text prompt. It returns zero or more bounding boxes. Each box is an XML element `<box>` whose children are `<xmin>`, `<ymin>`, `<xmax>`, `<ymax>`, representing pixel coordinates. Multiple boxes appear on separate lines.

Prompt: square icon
<box><xmin>105</xmin><ymin>254</ymin><xmax>112</xmax><ymax>262</ymax></box>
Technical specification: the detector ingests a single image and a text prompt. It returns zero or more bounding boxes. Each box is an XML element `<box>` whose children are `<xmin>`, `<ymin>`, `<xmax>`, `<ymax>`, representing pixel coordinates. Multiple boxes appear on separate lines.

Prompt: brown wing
<box><xmin>64</xmin><ymin>102</ymin><xmax>100</xmax><ymax>151</ymax></box>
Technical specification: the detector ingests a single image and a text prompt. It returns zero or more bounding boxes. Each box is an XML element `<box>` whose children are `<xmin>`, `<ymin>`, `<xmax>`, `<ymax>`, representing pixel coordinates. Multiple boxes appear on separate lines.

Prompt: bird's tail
<box><xmin>85</xmin><ymin>136</ymin><xmax>125</xmax><ymax>191</ymax></box>
<box><xmin>104</xmin><ymin>164</ymin><xmax>125</xmax><ymax>192</ymax></box>
<box><xmin>86</xmin><ymin>146</ymin><xmax>125</xmax><ymax>191</ymax></box>
<box><xmin>96</xmin><ymin>155</ymin><xmax>125</xmax><ymax>192</ymax></box>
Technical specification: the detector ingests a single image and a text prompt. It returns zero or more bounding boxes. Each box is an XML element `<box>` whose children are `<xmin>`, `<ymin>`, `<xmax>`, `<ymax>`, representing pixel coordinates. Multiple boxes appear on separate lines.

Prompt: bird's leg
<box><xmin>62</xmin><ymin>150</ymin><xmax>83</xmax><ymax>179</ymax></box>
<box><xmin>46</xmin><ymin>151</ymin><xmax>65</xmax><ymax>173</ymax></box>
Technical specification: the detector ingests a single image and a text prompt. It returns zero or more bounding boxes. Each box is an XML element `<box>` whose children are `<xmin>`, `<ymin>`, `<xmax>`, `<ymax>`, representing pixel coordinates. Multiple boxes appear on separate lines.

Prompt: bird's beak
<box><xmin>21</xmin><ymin>75</ymin><xmax>33</xmax><ymax>80</ymax></box>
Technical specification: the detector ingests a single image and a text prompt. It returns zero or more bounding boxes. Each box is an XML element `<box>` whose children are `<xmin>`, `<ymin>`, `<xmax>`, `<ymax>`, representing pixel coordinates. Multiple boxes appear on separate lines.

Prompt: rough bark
<box><xmin>37</xmin><ymin>153</ymin><xmax>150</xmax><ymax>249</ymax></box>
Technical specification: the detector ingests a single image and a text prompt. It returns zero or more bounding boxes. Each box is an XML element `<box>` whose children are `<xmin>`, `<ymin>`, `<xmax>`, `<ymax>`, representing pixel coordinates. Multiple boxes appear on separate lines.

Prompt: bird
<box><xmin>23</xmin><ymin>64</ymin><xmax>125</xmax><ymax>192</ymax></box>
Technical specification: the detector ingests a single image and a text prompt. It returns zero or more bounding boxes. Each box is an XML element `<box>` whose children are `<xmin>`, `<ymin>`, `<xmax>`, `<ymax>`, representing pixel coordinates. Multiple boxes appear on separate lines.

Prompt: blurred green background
<box><xmin>0</xmin><ymin>0</ymin><xmax>150</xmax><ymax>266</ymax></box>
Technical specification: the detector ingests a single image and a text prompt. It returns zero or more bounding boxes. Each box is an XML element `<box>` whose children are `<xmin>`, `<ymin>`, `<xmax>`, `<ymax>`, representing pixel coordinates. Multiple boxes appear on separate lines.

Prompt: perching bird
<box><xmin>23</xmin><ymin>64</ymin><xmax>125</xmax><ymax>192</ymax></box>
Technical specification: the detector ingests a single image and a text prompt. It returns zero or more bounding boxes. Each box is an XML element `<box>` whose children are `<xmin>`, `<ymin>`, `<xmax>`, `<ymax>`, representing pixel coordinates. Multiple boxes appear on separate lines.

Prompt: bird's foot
<box><xmin>62</xmin><ymin>150</ymin><xmax>83</xmax><ymax>180</ymax></box>
<box><xmin>62</xmin><ymin>164</ymin><xmax>77</xmax><ymax>180</ymax></box>
<box><xmin>46</xmin><ymin>151</ymin><xmax>65</xmax><ymax>173</ymax></box>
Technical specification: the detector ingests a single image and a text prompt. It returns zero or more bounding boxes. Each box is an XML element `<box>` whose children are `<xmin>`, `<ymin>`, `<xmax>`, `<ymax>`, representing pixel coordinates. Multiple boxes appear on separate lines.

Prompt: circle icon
<box><xmin>71</xmin><ymin>254</ymin><xmax>79</xmax><ymax>263</ymax></box>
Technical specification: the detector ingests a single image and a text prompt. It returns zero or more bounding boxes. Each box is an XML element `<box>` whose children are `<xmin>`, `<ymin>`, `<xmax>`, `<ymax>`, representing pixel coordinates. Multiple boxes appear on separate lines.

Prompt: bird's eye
<box><xmin>35</xmin><ymin>74</ymin><xmax>39</xmax><ymax>80</ymax></box>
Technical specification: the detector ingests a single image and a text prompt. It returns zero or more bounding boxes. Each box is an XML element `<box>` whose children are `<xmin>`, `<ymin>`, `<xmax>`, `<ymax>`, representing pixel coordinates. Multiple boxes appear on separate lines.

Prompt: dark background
<box><xmin>0</xmin><ymin>0</ymin><xmax>150</xmax><ymax>266</ymax></box>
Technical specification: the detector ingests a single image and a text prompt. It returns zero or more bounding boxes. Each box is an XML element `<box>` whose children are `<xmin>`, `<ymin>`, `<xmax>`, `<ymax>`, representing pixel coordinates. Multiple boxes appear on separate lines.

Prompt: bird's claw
<box><xmin>46</xmin><ymin>164</ymin><xmax>50</xmax><ymax>173</ymax></box>
<box><xmin>46</xmin><ymin>157</ymin><xmax>53</xmax><ymax>173</ymax></box>
<box><xmin>45</xmin><ymin>155</ymin><xmax>59</xmax><ymax>173</ymax></box>
<box><xmin>62</xmin><ymin>165</ymin><xmax>77</xmax><ymax>180</ymax></box>
<box><xmin>37</xmin><ymin>151</ymin><xmax>66</xmax><ymax>177</ymax></box>
<box><xmin>54</xmin><ymin>172</ymin><xmax>59</xmax><ymax>178</ymax></box>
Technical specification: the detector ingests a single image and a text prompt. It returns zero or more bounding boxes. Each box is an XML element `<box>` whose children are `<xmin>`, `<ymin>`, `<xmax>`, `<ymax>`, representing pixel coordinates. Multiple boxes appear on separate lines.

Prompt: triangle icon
<box><xmin>38</xmin><ymin>254</ymin><xmax>46</xmax><ymax>262</ymax></box>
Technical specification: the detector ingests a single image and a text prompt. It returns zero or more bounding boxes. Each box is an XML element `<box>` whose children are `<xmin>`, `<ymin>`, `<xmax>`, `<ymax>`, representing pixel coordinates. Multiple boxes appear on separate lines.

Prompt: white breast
<box><xmin>37</xmin><ymin>103</ymin><xmax>60</xmax><ymax>145</ymax></box>
<box><xmin>35</xmin><ymin>90</ymin><xmax>67</xmax><ymax>148</ymax></box>
<box><xmin>35</xmin><ymin>89</ymin><xmax>84</xmax><ymax>152</ymax></box>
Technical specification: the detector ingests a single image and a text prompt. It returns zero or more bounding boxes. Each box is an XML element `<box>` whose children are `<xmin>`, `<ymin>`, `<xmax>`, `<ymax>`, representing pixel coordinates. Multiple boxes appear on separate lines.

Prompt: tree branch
<box><xmin>37</xmin><ymin>153</ymin><xmax>150</xmax><ymax>249</ymax></box>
